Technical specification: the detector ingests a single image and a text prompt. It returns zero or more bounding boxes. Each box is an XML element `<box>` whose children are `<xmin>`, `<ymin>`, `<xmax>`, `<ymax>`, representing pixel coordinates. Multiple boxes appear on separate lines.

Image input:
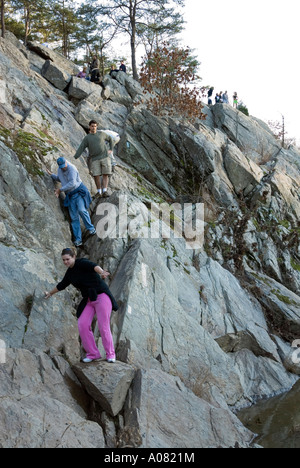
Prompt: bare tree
<box><xmin>99</xmin><ymin>0</ymin><xmax>185</xmax><ymax>81</ymax></box>
<box><xmin>268</xmin><ymin>114</ymin><xmax>296</xmax><ymax>148</ymax></box>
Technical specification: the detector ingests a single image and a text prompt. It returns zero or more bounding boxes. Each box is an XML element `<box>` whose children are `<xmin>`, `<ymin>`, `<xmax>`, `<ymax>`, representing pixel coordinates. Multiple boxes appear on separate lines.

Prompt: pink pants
<box><xmin>78</xmin><ymin>293</ymin><xmax>116</xmax><ymax>360</ymax></box>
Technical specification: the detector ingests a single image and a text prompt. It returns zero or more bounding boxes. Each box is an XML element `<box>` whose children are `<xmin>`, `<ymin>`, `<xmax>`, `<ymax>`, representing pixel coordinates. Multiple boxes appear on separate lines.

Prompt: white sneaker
<box><xmin>107</xmin><ymin>358</ymin><xmax>116</xmax><ymax>363</ymax></box>
<box><xmin>83</xmin><ymin>357</ymin><xmax>101</xmax><ymax>363</ymax></box>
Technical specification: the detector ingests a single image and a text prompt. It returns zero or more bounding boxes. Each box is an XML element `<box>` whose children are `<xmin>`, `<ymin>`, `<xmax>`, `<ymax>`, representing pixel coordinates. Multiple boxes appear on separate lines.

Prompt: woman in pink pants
<box><xmin>45</xmin><ymin>247</ymin><xmax>118</xmax><ymax>363</ymax></box>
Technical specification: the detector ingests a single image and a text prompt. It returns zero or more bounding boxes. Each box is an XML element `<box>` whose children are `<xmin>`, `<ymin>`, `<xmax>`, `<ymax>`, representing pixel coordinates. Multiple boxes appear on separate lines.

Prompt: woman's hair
<box><xmin>61</xmin><ymin>247</ymin><xmax>77</xmax><ymax>257</ymax></box>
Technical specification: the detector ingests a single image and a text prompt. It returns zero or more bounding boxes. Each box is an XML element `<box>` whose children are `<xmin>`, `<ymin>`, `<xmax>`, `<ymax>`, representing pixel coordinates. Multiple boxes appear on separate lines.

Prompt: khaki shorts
<box><xmin>89</xmin><ymin>157</ymin><xmax>112</xmax><ymax>176</ymax></box>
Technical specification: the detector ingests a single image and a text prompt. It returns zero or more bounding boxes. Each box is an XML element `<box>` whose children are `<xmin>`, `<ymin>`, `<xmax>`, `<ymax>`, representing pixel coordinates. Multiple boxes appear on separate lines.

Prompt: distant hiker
<box><xmin>222</xmin><ymin>91</ymin><xmax>229</xmax><ymax>104</ymax></box>
<box><xmin>215</xmin><ymin>93</ymin><xmax>220</xmax><ymax>103</ymax></box>
<box><xmin>219</xmin><ymin>92</ymin><xmax>223</xmax><ymax>103</ymax></box>
<box><xmin>109</xmin><ymin>65</ymin><xmax>118</xmax><ymax>76</ymax></box>
<box><xmin>233</xmin><ymin>92</ymin><xmax>238</xmax><ymax>108</ymax></box>
<box><xmin>88</xmin><ymin>56</ymin><xmax>105</xmax><ymax>88</ymax></box>
<box><xmin>74</xmin><ymin>120</ymin><xmax>114</xmax><ymax>198</ymax></box>
<box><xmin>77</xmin><ymin>67</ymin><xmax>87</xmax><ymax>79</ymax></box>
<box><xmin>90</xmin><ymin>68</ymin><xmax>100</xmax><ymax>83</ymax></box>
<box><xmin>207</xmin><ymin>87</ymin><xmax>214</xmax><ymax>106</ymax></box>
<box><xmin>89</xmin><ymin>56</ymin><xmax>100</xmax><ymax>75</ymax></box>
<box><xmin>119</xmin><ymin>61</ymin><xmax>126</xmax><ymax>73</ymax></box>
<box><xmin>46</xmin><ymin>158</ymin><xmax>96</xmax><ymax>248</ymax></box>
<box><xmin>45</xmin><ymin>247</ymin><xmax>118</xmax><ymax>364</ymax></box>
<box><xmin>90</xmin><ymin>68</ymin><xmax>105</xmax><ymax>89</ymax></box>
<box><xmin>100</xmin><ymin>129</ymin><xmax>120</xmax><ymax>170</ymax></box>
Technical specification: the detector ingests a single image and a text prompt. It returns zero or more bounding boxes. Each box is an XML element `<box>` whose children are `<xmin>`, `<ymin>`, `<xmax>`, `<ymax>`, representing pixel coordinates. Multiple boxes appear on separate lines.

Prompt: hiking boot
<box><xmin>74</xmin><ymin>241</ymin><xmax>83</xmax><ymax>247</ymax></box>
<box><xmin>102</xmin><ymin>191</ymin><xmax>109</xmax><ymax>198</ymax></box>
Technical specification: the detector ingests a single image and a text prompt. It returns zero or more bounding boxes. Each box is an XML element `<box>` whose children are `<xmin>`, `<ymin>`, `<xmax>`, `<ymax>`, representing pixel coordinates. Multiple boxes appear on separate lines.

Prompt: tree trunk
<box><xmin>282</xmin><ymin>114</ymin><xmax>285</xmax><ymax>148</ymax></box>
<box><xmin>24</xmin><ymin>6</ymin><xmax>30</xmax><ymax>45</ymax></box>
<box><xmin>131</xmin><ymin>33</ymin><xmax>138</xmax><ymax>81</ymax></box>
<box><xmin>130</xmin><ymin>1</ymin><xmax>138</xmax><ymax>81</ymax></box>
<box><xmin>1</xmin><ymin>0</ymin><xmax>5</xmax><ymax>38</ymax></box>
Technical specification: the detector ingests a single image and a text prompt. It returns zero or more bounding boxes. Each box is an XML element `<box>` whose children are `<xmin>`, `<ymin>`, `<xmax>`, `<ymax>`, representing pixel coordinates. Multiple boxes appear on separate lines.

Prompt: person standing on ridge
<box><xmin>109</xmin><ymin>64</ymin><xmax>118</xmax><ymax>76</ymax></box>
<box><xmin>233</xmin><ymin>92</ymin><xmax>238</xmax><ymax>108</ymax></box>
<box><xmin>119</xmin><ymin>61</ymin><xmax>127</xmax><ymax>73</ymax></box>
<box><xmin>74</xmin><ymin>120</ymin><xmax>114</xmax><ymax>198</ymax></box>
<box><xmin>89</xmin><ymin>55</ymin><xmax>100</xmax><ymax>76</ymax></box>
<box><xmin>45</xmin><ymin>247</ymin><xmax>118</xmax><ymax>364</ymax></box>
<box><xmin>207</xmin><ymin>86</ymin><xmax>214</xmax><ymax>106</ymax></box>
<box><xmin>46</xmin><ymin>158</ymin><xmax>96</xmax><ymax>248</ymax></box>
<box><xmin>222</xmin><ymin>91</ymin><xmax>229</xmax><ymax>104</ymax></box>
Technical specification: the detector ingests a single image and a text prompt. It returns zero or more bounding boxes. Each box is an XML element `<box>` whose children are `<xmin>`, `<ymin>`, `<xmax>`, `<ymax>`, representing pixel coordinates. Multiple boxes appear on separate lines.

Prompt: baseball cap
<box><xmin>57</xmin><ymin>157</ymin><xmax>67</xmax><ymax>169</ymax></box>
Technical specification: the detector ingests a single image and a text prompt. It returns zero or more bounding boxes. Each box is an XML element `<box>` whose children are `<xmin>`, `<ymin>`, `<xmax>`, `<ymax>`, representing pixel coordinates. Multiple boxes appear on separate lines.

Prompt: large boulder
<box><xmin>27</xmin><ymin>41</ymin><xmax>79</xmax><ymax>76</ymax></box>
<box><xmin>42</xmin><ymin>59</ymin><xmax>72</xmax><ymax>91</ymax></box>
<box><xmin>68</xmin><ymin>76</ymin><xmax>100</xmax><ymax>100</ymax></box>
<box><xmin>73</xmin><ymin>361</ymin><xmax>136</xmax><ymax>417</ymax></box>
<box><xmin>121</xmin><ymin>368</ymin><xmax>254</xmax><ymax>448</ymax></box>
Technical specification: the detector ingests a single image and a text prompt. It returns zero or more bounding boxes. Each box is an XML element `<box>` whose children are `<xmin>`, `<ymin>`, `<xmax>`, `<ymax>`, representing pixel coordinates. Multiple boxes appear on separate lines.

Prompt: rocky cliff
<box><xmin>0</xmin><ymin>32</ymin><xmax>299</xmax><ymax>448</ymax></box>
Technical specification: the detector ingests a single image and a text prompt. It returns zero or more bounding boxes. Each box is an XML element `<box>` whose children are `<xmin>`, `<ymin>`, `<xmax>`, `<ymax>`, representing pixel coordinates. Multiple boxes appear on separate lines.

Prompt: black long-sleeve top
<box><xmin>57</xmin><ymin>258</ymin><xmax>118</xmax><ymax>317</ymax></box>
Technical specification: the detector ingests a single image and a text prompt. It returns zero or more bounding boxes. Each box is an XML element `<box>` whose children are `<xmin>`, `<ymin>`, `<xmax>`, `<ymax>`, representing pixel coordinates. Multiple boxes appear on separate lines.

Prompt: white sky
<box><xmin>180</xmin><ymin>0</ymin><xmax>300</xmax><ymax>143</ymax></box>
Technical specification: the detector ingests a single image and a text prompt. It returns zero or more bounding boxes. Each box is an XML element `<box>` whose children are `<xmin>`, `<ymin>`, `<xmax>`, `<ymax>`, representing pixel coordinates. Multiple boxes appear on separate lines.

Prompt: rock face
<box><xmin>0</xmin><ymin>32</ymin><xmax>299</xmax><ymax>448</ymax></box>
<box><xmin>0</xmin><ymin>348</ymin><xmax>105</xmax><ymax>448</ymax></box>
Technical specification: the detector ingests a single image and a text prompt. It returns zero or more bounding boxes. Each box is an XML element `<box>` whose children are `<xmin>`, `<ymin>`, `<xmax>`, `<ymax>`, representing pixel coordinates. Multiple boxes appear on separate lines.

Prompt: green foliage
<box><xmin>0</xmin><ymin>125</ymin><xmax>54</xmax><ymax>176</ymax></box>
<box><xmin>237</xmin><ymin>101</ymin><xmax>249</xmax><ymax>116</ymax></box>
<box><xmin>7</xmin><ymin>0</ymin><xmax>52</xmax><ymax>44</ymax></box>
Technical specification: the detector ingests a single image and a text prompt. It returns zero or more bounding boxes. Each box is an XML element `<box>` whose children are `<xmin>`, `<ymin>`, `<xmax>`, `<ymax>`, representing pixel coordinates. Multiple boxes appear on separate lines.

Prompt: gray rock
<box><xmin>109</xmin><ymin>238</ymin><xmax>244</xmax><ymax>406</ymax></box>
<box><xmin>211</xmin><ymin>103</ymin><xmax>281</xmax><ymax>163</ymax></box>
<box><xmin>122</xmin><ymin>368</ymin><xmax>254</xmax><ymax>448</ymax></box>
<box><xmin>0</xmin><ymin>221</ymin><xmax>7</xmax><ymax>239</ymax></box>
<box><xmin>69</xmin><ymin>76</ymin><xmax>99</xmax><ymax>100</ymax></box>
<box><xmin>102</xmin><ymin>75</ymin><xmax>133</xmax><ymax>107</ymax></box>
<box><xmin>42</xmin><ymin>59</ymin><xmax>71</xmax><ymax>91</ymax></box>
<box><xmin>27</xmin><ymin>41</ymin><xmax>79</xmax><ymax>76</ymax></box>
<box><xmin>224</xmin><ymin>141</ymin><xmax>264</xmax><ymax>195</ymax></box>
<box><xmin>0</xmin><ymin>349</ymin><xmax>105</xmax><ymax>448</ymax></box>
<box><xmin>73</xmin><ymin>361</ymin><xmax>136</xmax><ymax>417</ymax></box>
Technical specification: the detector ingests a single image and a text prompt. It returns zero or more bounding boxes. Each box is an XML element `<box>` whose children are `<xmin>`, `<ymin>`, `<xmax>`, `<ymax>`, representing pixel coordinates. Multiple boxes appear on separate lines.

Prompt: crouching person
<box><xmin>47</xmin><ymin>157</ymin><xmax>96</xmax><ymax>247</ymax></box>
<box><xmin>45</xmin><ymin>247</ymin><xmax>118</xmax><ymax>363</ymax></box>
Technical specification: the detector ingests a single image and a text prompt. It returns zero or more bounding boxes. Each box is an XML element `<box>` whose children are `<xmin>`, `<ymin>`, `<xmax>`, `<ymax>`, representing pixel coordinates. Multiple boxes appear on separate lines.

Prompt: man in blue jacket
<box><xmin>47</xmin><ymin>157</ymin><xmax>96</xmax><ymax>247</ymax></box>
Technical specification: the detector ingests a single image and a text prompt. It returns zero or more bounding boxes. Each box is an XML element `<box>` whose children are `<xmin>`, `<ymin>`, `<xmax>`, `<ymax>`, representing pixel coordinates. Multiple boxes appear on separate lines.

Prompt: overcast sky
<box><xmin>180</xmin><ymin>0</ymin><xmax>299</xmax><ymax>143</ymax></box>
